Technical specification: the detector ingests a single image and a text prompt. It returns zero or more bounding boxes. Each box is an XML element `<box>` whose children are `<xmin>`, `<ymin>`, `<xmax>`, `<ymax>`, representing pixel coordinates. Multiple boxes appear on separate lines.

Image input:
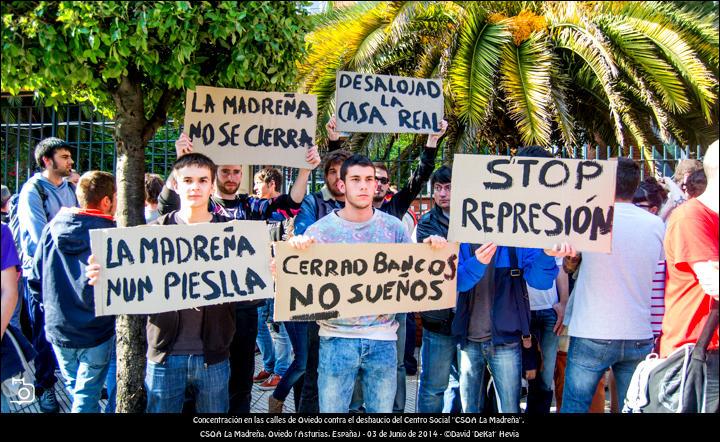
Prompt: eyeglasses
<box><xmin>375</xmin><ymin>177</ymin><xmax>389</xmax><ymax>185</ymax></box>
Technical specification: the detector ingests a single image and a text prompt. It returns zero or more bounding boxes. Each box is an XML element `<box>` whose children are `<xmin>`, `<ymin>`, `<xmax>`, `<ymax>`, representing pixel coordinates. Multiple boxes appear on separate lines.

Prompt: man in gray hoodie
<box><xmin>15</xmin><ymin>137</ymin><xmax>78</xmax><ymax>413</ymax></box>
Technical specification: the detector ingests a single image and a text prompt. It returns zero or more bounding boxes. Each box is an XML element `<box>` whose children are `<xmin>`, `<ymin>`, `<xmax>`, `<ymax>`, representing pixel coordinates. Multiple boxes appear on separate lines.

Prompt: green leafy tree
<box><xmin>302</xmin><ymin>1</ymin><xmax>718</xmax><ymax>161</ymax></box>
<box><xmin>2</xmin><ymin>0</ymin><xmax>310</xmax><ymax>412</ymax></box>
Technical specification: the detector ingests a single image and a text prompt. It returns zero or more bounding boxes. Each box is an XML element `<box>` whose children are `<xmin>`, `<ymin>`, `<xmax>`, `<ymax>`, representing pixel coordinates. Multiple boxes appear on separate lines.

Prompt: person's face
<box><xmin>433</xmin><ymin>182</ymin><xmax>452</xmax><ymax>210</ymax></box>
<box><xmin>216</xmin><ymin>165</ymin><xmax>242</xmax><ymax>196</ymax></box>
<box><xmin>374</xmin><ymin>168</ymin><xmax>390</xmax><ymax>202</ymax></box>
<box><xmin>47</xmin><ymin>148</ymin><xmax>74</xmax><ymax>177</ymax></box>
<box><xmin>253</xmin><ymin>178</ymin><xmax>275</xmax><ymax>199</ymax></box>
<box><xmin>325</xmin><ymin>161</ymin><xmax>345</xmax><ymax>198</ymax></box>
<box><xmin>173</xmin><ymin>165</ymin><xmax>214</xmax><ymax>209</ymax></box>
<box><xmin>338</xmin><ymin>165</ymin><xmax>375</xmax><ymax>210</ymax></box>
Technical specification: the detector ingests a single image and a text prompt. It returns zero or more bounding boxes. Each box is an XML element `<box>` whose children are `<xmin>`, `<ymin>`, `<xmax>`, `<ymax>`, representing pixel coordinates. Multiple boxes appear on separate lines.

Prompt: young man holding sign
<box><xmin>88</xmin><ymin>153</ymin><xmax>241</xmax><ymax>413</ymax></box>
<box><xmin>285</xmin><ymin>154</ymin><xmax>447</xmax><ymax>413</ymax></box>
<box><xmin>159</xmin><ymin>134</ymin><xmax>320</xmax><ymax>413</ymax></box>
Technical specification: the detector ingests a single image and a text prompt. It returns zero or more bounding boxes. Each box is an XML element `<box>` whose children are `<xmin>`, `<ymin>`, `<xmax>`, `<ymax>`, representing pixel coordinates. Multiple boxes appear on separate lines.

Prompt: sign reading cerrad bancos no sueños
<box><xmin>334</xmin><ymin>71</ymin><xmax>444</xmax><ymax>134</ymax></box>
<box><xmin>448</xmin><ymin>154</ymin><xmax>618</xmax><ymax>253</ymax></box>
<box><xmin>273</xmin><ymin>242</ymin><xmax>459</xmax><ymax>322</ymax></box>
<box><xmin>183</xmin><ymin>85</ymin><xmax>317</xmax><ymax>168</ymax></box>
<box><xmin>90</xmin><ymin>221</ymin><xmax>274</xmax><ymax>316</ymax></box>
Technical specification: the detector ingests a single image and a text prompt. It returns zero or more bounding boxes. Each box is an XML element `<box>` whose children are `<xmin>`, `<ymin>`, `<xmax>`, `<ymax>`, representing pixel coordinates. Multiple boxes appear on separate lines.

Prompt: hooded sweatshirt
<box><xmin>17</xmin><ymin>172</ymin><xmax>78</xmax><ymax>271</ymax></box>
<box><xmin>27</xmin><ymin>207</ymin><xmax>116</xmax><ymax>348</ymax></box>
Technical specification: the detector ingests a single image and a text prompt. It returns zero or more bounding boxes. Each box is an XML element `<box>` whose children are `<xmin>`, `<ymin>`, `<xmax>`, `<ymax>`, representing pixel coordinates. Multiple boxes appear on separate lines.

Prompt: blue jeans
<box><xmin>145</xmin><ymin>355</ymin><xmax>230</xmax><ymax>413</ymax></box>
<box><xmin>527</xmin><ymin>308</ymin><xmax>560</xmax><ymax>412</ymax></box>
<box><xmin>273</xmin><ymin>321</ymin><xmax>308</xmax><ymax>404</ymax></box>
<box><xmin>256</xmin><ymin>305</ymin><xmax>276</xmax><ymax>373</ymax></box>
<box><xmin>104</xmin><ymin>339</ymin><xmax>117</xmax><ymax>413</ymax></box>
<box><xmin>52</xmin><ymin>337</ymin><xmax>113</xmax><ymax>413</ymax></box>
<box><xmin>349</xmin><ymin>313</ymin><xmax>407</xmax><ymax>413</ymax></box>
<box><xmin>459</xmin><ymin>340</ymin><xmax>522</xmax><ymax>413</ymax></box>
<box><xmin>561</xmin><ymin>336</ymin><xmax>654</xmax><ymax>413</ymax></box>
<box><xmin>417</xmin><ymin>329</ymin><xmax>461</xmax><ymax>413</ymax></box>
<box><xmin>319</xmin><ymin>337</ymin><xmax>396</xmax><ymax>413</ymax></box>
<box><xmin>271</xmin><ymin>323</ymin><xmax>292</xmax><ymax>377</ymax></box>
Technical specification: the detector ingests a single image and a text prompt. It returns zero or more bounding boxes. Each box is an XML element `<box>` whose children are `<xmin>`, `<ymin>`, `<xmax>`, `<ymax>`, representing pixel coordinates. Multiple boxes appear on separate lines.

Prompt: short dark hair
<box><xmin>340</xmin><ymin>154</ymin><xmax>375</xmax><ymax>181</ymax></box>
<box><xmin>632</xmin><ymin>177</ymin><xmax>667</xmax><ymax>210</ymax></box>
<box><xmin>685</xmin><ymin>169</ymin><xmax>707</xmax><ymax>198</ymax></box>
<box><xmin>616</xmin><ymin>158</ymin><xmax>640</xmax><ymax>200</ymax></box>
<box><xmin>323</xmin><ymin>149</ymin><xmax>353</xmax><ymax>177</ymax></box>
<box><xmin>254</xmin><ymin>167</ymin><xmax>283</xmax><ymax>189</ymax></box>
<box><xmin>35</xmin><ymin>137</ymin><xmax>72</xmax><ymax>169</ymax></box>
<box><xmin>144</xmin><ymin>173</ymin><xmax>165</xmax><ymax>205</ymax></box>
<box><xmin>373</xmin><ymin>162</ymin><xmax>389</xmax><ymax>176</ymax></box>
<box><xmin>77</xmin><ymin>171</ymin><xmax>116</xmax><ymax>208</ymax></box>
<box><xmin>516</xmin><ymin>145</ymin><xmax>552</xmax><ymax>158</ymax></box>
<box><xmin>431</xmin><ymin>165</ymin><xmax>452</xmax><ymax>187</ymax></box>
<box><xmin>172</xmin><ymin>152</ymin><xmax>217</xmax><ymax>182</ymax></box>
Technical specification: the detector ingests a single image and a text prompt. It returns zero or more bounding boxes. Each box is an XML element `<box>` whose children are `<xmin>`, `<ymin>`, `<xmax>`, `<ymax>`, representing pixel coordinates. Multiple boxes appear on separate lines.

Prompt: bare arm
<box><xmin>692</xmin><ymin>260</ymin><xmax>719</xmax><ymax>299</ymax></box>
<box><xmin>289</xmin><ymin>146</ymin><xmax>321</xmax><ymax>204</ymax></box>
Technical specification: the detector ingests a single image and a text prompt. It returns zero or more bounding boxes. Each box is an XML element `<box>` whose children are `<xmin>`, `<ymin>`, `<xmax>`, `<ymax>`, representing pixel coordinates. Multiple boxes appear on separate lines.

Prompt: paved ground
<box><xmin>9</xmin><ymin>346</ymin><xmax>607</xmax><ymax>413</ymax></box>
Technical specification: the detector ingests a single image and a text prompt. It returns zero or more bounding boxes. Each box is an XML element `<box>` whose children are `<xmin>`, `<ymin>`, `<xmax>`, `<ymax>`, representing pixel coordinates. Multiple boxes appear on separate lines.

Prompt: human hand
<box><xmin>474</xmin><ymin>242</ymin><xmax>497</xmax><ymax>265</ymax></box>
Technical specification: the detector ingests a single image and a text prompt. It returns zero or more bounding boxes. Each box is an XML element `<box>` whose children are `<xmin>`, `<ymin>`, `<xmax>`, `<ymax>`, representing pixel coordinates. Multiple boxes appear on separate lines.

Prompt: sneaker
<box><xmin>38</xmin><ymin>388</ymin><xmax>60</xmax><ymax>413</ymax></box>
<box><xmin>258</xmin><ymin>374</ymin><xmax>281</xmax><ymax>391</ymax></box>
<box><xmin>253</xmin><ymin>370</ymin><xmax>272</xmax><ymax>384</ymax></box>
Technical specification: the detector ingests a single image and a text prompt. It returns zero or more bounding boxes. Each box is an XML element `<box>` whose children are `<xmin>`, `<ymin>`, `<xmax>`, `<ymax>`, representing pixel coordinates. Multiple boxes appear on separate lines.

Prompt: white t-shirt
<box><xmin>568</xmin><ymin>203</ymin><xmax>665</xmax><ymax>340</ymax></box>
<box><xmin>528</xmin><ymin>257</ymin><xmax>563</xmax><ymax>311</ymax></box>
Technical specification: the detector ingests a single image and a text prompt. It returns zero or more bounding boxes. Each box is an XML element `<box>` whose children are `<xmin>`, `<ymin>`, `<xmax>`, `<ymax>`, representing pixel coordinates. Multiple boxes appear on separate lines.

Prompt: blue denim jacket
<box><xmin>452</xmin><ymin>244</ymin><xmax>558</xmax><ymax>345</ymax></box>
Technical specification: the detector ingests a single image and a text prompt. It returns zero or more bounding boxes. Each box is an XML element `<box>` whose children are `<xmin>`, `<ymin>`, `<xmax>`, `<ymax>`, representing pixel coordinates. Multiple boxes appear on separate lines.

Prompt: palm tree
<box><xmin>299</xmin><ymin>1</ymin><xmax>718</xmax><ymax>162</ymax></box>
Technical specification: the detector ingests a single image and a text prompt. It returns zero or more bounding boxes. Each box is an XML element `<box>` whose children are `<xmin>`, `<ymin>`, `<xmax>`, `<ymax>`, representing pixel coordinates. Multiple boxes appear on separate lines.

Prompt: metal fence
<box><xmin>0</xmin><ymin>98</ymin><xmax>707</xmax><ymax>199</ymax></box>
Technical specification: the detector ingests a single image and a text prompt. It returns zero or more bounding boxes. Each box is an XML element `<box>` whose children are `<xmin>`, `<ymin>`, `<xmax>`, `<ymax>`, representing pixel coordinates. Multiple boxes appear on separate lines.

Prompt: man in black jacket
<box><xmin>414</xmin><ymin>165</ymin><xmax>462</xmax><ymax>413</ymax></box>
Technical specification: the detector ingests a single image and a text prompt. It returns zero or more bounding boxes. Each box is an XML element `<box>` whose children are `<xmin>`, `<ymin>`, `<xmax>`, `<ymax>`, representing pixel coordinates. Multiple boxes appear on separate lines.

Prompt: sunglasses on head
<box><xmin>375</xmin><ymin>177</ymin><xmax>389</xmax><ymax>185</ymax></box>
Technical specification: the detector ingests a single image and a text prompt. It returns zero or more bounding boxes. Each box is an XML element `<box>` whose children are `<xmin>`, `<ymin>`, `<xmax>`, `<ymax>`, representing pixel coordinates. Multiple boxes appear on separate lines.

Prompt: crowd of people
<box><xmin>0</xmin><ymin>119</ymin><xmax>717</xmax><ymax>415</ymax></box>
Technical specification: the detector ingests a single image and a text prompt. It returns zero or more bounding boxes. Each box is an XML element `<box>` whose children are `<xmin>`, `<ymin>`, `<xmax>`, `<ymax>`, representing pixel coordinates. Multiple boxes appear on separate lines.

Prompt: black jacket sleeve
<box><xmin>328</xmin><ymin>139</ymin><xmax>343</xmax><ymax>152</ymax></box>
<box><xmin>157</xmin><ymin>185</ymin><xmax>181</xmax><ymax>216</ymax></box>
<box><xmin>382</xmin><ymin>147</ymin><xmax>438</xmax><ymax>220</ymax></box>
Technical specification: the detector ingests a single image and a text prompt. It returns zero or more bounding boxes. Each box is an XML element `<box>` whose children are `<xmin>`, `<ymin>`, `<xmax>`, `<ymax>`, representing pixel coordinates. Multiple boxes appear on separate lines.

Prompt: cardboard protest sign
<box><xmin>90</xmin><ymin>221</ymin><xmax>273</xmax><ymax>316</ymax></box>
<box><xmin>183</xmin><ymin>85</ymin><xmax>317</xmax><ymax>168</ymax></box>
<box><xmin>447</xmin><ymin>154</ymin><xmax>617</xmax><ymax>253</ymax></box>
<box><xmin>273</xmin><ymin>242</ymin><xmax>459</xmax><ymax>321</ymax></box>
<box><xmin>334</xmin><ymin>71</ymin><xmax>444</xmax><ymax>134</ymax></box>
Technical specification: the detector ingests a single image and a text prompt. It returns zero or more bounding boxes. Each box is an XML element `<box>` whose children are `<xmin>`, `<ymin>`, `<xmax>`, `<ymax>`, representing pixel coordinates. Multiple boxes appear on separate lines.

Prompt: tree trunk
<box><xmin>112</xmin><ymin>76</ymin><xmax>149</xmax><ymax>413</ymax></box>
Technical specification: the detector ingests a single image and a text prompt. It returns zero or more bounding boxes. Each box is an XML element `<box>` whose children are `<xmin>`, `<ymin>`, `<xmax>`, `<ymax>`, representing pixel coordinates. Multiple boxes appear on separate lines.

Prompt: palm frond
<box><xmin>499</xmin><ymin>33</ymin><xmax>553</xmax><ymax>146</ymax></box>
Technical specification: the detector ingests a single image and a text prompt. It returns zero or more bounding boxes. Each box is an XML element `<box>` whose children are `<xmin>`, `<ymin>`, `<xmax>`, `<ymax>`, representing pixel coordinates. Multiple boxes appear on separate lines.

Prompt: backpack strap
<box><xmin>508</xmin><ymin>247</ymin><xmax>523</xmax><ymax>278</ymax></box>
<box><xmin>691</xmin><ymin>298</ymin><xmax>719</xmax><ymax>362</ymax></box>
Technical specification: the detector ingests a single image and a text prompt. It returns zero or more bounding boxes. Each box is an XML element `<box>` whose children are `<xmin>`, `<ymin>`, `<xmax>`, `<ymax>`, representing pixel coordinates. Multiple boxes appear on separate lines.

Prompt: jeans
<box><xmin>9</xmin><ymin>279</ymin><xmax>23</xmax><ymax>330</ymax></box>
<box><xmin>256</xmin><ymin>305</ymin><xmax>276</xmax><ymax>373</ymax></box>
<box><xmin>417</xmin><ymin>329</ymin><xmax>461</xmax><ymax>413</ymax></box>
<box><xmin>527</xmin><ymin>308</ymin><xmax>560</xmax><ymax>413</ymax></box>
<box><xmin>52</xmin><ymin>337</ymin><xmax>113</xmax><ymax>413</ymax></box>
<box><xmin>459</xmin><ymin>340</ymin><xmax>522</xmax><ymax>413</ymax></box>
<box><xmin>104</xmin><ymin>339</ymin><xmax>117</xmax><ymax>413</ymax></box>
<box><xmin>145</xmin><ymin>355</ymin><xmax>230</xmax><ymax>413</ymax></box>
<box><xmin>404</xmin><ymin>313</ymin><xmax>417</xmax><ymax>374</ymax></box>
<box><xmin>271</xmin><ymin>323</ymin><xmax>292</xmax><ymax>377</ymax></box>
<box><xmin>349</xmin><ymin>313</ymin><xmax>407</xmax><ymax>413</ymax></box>
<box><xmin>229</xmin><ymin>306</ymin><xmax>258</xmax><ymax>413</ymax></box>
<box><xmin>23</xmin><ymin>277</ymin><xmax>57</xmax><ymax>391</ymax></box>
<box><xmin>561</xmin><ymin>336</ymin><xmax>654</xmax><ymax>413</ymax></box>
<box><xmin>298</xmin><ymin>322</ymin><xmax>320</xmax><ymax>413</ymax></box>
<box><xmin>318</xmin><ymin>337</ymin><xmax>396</xmax><ymax>413</ymax></box>
<box><xmin>272</xmin><ymin>321</ymin><xmax>308</xmax><ymax>408</ymax></box>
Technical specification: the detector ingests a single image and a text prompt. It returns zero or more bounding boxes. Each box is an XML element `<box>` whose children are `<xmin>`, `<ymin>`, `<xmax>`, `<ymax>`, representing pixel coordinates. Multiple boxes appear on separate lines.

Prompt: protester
<box><xmin>659</xmin><ymin>140</ymin><xmax>718</xmax><ymax>412</ymax></box>
<box><xmin>561</xmin><ymin>158</ymin><xmax>665</xmax><ymax>413</ymax></box>
<box><xmin>1</xmin><ymin>185</ymin><xmax>11</xmax><ymax>224</ymax></box>
<box><xmin>27</xmin><ymin>171</ymin><xmax>117</xmax><ymax>412</ymax></box>
<box><xmin>414</xmin><ymin>165</ymin><xmax>462</xmax><ymax>413</ymax></box>
<box><xmin>285</xmin><ymin>154</ymin><xmax>447</xmax><ymax>413</ymax></box>
<box><xmin>144</xmin><ymin>173</ymin><xmax>165</xmax><ymax>223</ymax></box>
<box><xmin>13</xmin><ymin>137</ymin><xmax>79</xmax><ymax>413</ymax></box>
<box><xmin>1</xmin><ymin>222</ymin><xmax>37</xmax><ymax>413</ymax></box>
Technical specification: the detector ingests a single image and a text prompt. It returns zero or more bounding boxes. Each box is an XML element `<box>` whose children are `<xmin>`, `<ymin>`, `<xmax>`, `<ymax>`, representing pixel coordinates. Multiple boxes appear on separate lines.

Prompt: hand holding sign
<box><xmin>544</xmin><ymin>242</ymin><xmax>577</xmax><ymax>258</ymax></box>
<box><xmin>326</xmin><ymin>115</ymin><xmax>341</xmax><ymax>142</ymax></box>
<box><xmin>288</xmin><ymin>234</ymin><xmax>316</xmax><ymax>250</ymax></box>
<box><xmin>423</xmin><ymin>235</ymin><xmax>448</xmax><ymax>250</ymax></box>
<box><xmin>426</xmin><ymin>119</ymin><xmax>448</xmax><ymax>148</ymax></box>
<box><xmin>474</xmin><ymin>242</ymin><xmax>498</xmax><ymax>265</ymax></box>
<box><xmin>304</xmin><ymin>145</ymin><xmax>322</xmax><ymax>170</ymax></box>
<box><xmin>86</xmin><ymin>254</ymin><xmax>100</xmax><ymax>286</ymax></box>
<box><xmin>176</xmin><ymin>133</ymin><xmax>194</xmax><ymax>159</ymax></box>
